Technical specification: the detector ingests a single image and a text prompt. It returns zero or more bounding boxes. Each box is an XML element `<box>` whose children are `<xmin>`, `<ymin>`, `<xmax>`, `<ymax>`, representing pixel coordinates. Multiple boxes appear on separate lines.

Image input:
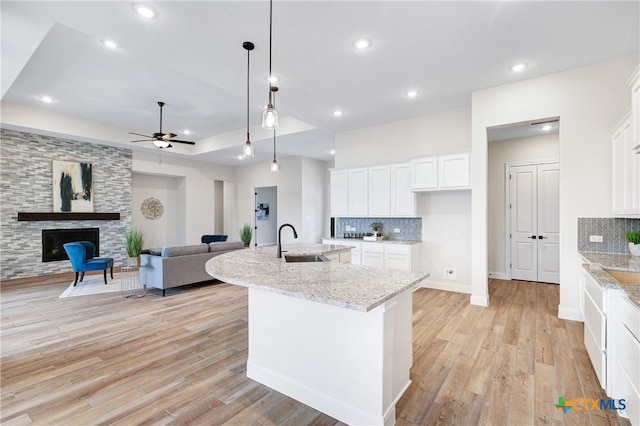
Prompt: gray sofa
<box><xmin>139</xmin><ymin>241</ymin><xmax>245</xmax><ymax>296</ymax></box>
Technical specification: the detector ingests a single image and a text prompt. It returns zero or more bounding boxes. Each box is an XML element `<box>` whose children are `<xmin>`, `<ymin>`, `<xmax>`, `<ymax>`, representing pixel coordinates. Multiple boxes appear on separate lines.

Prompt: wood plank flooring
<box><xmin>0</xmin><ymin>276</ymin><xmax>631</xmax><ymax>425</ymax></box>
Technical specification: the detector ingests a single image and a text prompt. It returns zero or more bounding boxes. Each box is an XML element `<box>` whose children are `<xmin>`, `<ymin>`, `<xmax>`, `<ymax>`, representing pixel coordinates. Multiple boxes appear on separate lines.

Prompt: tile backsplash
<box><xmin>337</xmin><ymin>217</ymin><xmax>422</xmax><ymax>241</ymax></box>
<box><xmin>578</xmin><ymin>218</ymin><xmax>640</xmax><ymax>253</ymax></box>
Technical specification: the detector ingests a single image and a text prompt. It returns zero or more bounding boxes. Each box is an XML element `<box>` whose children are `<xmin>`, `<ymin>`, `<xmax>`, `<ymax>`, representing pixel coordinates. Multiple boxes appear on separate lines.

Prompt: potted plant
<box><xmin>370</xmin><ymin>222</ymin><xmax>383</xmax><ymax>236</ymax></box>
<box><xmin>240</xmin><ymin>223</ymin><xmax>252</xmax><ymax>247</ymax></box>
<box><xmin>626</xmin><ymin>231</ymin><xmax>640</xmax><ymax>256</ymax></box>
<box><xmin>124</xmin><ymin>227</ymin><xmax>144</xmax><ymax>266</ymax></box>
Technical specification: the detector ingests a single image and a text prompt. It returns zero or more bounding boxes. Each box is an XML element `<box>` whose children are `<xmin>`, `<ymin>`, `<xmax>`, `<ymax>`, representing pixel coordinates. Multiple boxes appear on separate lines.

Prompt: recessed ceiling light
<box><xmin>40</xmin><ymin>96</ymin><xmax>54</xmax><ymax>103</ymax></box>
<box><xmin>510</xmin><ymin>62</ymin><xmax>528</xmax><ymax>72</ymax></box>
<box><xmin>237</xmin><ymin>155</ymin><xmax>244</xmax><ymax>160</ymax></box>
<box><xmin>330</xmin><ymin>150</ymin><xmax>336</xmax><ymax>155</ymax></box>
<box><xmin>352</xmin><ymin>38</ymin><xmax>371</xmax><ymax>49</ymax></box>
<box><xmin>333</xmin><ymin>110</ymin><xmax>344</xmax><ymax>117</ymax></box>
<box><xmin>183</xmin><ymin>129</ymin><xmax>192</xmax><ymax>135</ymax></box>
<box><xmin>102</xmin><ymin>39</ymin><xmax>117</xmax><ymax>49</ymax></box>
<box><xmin>266</xmin><ymin>75</ymin><xmax>279</xmax><ymax>84</ymax></box>
<box><xmin>540</xmin><ymin>125</ymin><xmax>553</xmax><ymax>131</ymax></box>
<box><xmin>135</xmin><ymin>4</ymin><xmax>156</xmax><ymax>18</ymax></box>
<box><xmin>405</xmin><ymin>90</ymin><xmax>418</xmax><ymax>98</ymax></box>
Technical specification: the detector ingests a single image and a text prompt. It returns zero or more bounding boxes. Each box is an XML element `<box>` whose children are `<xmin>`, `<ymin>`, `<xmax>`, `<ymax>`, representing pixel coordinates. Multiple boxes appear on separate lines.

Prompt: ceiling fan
<box><xmin>129</xmin><ymin>101</ymin><xmax>195</xmax><ymax>148</ymax></box>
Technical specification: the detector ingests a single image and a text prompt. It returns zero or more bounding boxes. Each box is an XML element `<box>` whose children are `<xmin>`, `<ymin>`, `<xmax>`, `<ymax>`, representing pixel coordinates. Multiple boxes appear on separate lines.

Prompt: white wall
<box><xmin>335</xmin><ymin>107</ymin><xmax>471</xmax><ymax>168</ymax></box>
<box><xmin>488</xmin><ymin>134</ymin><xmax>560</xmax><ymax>278</ymax></box>
<box><xmin>335</xmin><ymin>107</ymin><xmax>472</xmax><ymax>293</ymax></box>
<box><xmin>301</xmin><ymin>157</ymin><xmax>329</xmax><ymax>243</ymax></box>
<box><xmin>132</xmin><ymin>173</ymin><xmax>185</xmax><ymax>248</ymax></box>
<box><xmin>255</xmin><ymin>186</ymin><xmax>278</xmax><ymax>246</ymax></box>
<box><xmin>233</xmin><ymin>157</ymin><xmax>327</xmax><ymax>245</ymax></box>
<box><xmin>471</xmin><ymin>55</ymin><xmax>639</xmax><ymax>317</ymax></box>
<box><xmin>132</xmin><ymin>151</ymin><xmax>234</xmax><ymax>244</ymax></box>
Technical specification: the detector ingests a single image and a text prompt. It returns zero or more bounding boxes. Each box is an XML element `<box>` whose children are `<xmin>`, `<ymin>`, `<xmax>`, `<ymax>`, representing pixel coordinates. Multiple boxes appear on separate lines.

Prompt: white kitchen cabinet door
<box><xmin>411</xmin><ymin>157</ymin><xmax>438</xmax><ymax>190</ymax></box>
<box><xmin>439</xmin><ymin>153</ymin><xmax>470</xmax><ymax>189</ymax></box>
<box><xmin>630</xmin><ymin>65</ymin><xmax>639</xmax><ymax>146</ymax></box>
<box><xmin>390</xmin><ymin>163</ymin><xmax>416</xmax><ymax>216</ymax></box>
<box><xmin>362</xmin><ymin>252</ymin><xmax>384</xmax><ymax>269</ymax></box>
<box><xmin>330</xmin><ymin>170</ymin><xmax>348</xmax><ymax>217</ymax></box>
<box><xmin>347</xmin><ymin>168</ymin><xmax>368</xmax><ymax>216</ymax></box>
<box><xmin>368</xmin><ymin>165</ymin><xmax>391</xmax><ymax>216</ymax></box>
<box><xmin>612</xmin><ymin>111</ymin><xmax>639</xmax><ymax>216</ymax></box>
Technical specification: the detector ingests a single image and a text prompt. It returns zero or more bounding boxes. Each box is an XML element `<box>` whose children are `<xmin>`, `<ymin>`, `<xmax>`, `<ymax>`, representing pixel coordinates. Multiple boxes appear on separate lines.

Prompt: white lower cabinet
<box><xmin>362</xmin><ymin>242</ymin><xmax>385</xmax><ymax>269</ymax></box>
<box><xmin>607</xmin><ymin>289</ymin><xmax>640</xmax><ymax>424</ymax></box>
<box><xmin>325</xmin><ymin>251</ymin><xmax>352</xmax><ymax>264</ymax></box>
<box><xmin>322</xmin><ymin>239</ymin><xmax>420</xmax><ymax>271</ymax></box>
<box><xmin>583</xmin><ymin>270</ymin><xmax>607</xmax><ymax>388</ymax></box>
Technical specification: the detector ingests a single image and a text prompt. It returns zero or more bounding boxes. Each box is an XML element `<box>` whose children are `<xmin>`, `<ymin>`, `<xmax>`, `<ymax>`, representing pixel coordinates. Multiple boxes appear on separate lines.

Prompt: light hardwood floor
<box><xmin>0</xmin><ymin>275</ymin><xmax>631</xmax><ymax>425</ymax></box>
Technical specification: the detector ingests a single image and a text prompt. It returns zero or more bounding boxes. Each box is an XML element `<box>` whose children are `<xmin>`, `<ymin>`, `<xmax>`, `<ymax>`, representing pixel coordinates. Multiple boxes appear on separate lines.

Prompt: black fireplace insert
<box><xmin>42</xmin><ymin>228</ymin><xmax>99</xmax><ymax>262</ymax></box>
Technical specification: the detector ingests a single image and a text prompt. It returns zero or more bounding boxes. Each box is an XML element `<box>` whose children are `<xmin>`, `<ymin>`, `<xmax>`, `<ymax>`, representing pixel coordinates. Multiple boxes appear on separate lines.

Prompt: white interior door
<box><xmin>536</xmin><ymin>164</ymin><xmax>560</xmax><ymax>284</ymax></box>
<box><xmin>509</xmin><ymin>162</ymin><xmax>559</xmax><ymax>284</ymax></box>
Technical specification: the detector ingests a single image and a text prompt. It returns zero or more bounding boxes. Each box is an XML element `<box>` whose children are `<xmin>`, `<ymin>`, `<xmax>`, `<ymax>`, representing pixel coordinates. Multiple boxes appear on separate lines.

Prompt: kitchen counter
<box><xmin>205</xmin><ymin>242</ymin><xmax>429</xmax><ymax>425</ymax></box>
<box><xmin>579</xmin><ymin>251</ymin><xmax>640</xmax><ymax>308</ymax></box>
<box><xmin>323</xmin><ymin>237</ymin><xmax>422</xmax><ymax>245</ymax></box>
<box><xmin>206</xmin><ymin>243</ymin><xmax>428</xmax><ymax>312</ymax></box>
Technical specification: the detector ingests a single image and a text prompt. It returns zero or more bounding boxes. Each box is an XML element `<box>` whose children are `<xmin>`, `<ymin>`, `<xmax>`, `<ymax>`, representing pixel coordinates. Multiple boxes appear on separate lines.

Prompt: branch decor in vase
<box><xmin>626</xmin><ymin>231</ymin><xmax>640</xmax><ymax>256</ymax></box>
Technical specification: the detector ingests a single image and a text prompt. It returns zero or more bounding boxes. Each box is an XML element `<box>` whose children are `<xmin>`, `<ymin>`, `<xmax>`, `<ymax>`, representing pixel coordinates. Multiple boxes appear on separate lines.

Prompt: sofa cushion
<box><xmin>209</xmin><ymin>241</ymin><xmax>245</xmax><ymax>252</ymax></box>
<box><xmin>161</xmin><ymin>244</ymin><xmax>209</xmax><ymax>257</ymax></box>
<box><xmin>148</xmin><ymin>248</ymin><xmax>162</xmax><ymax>256</ymax></box>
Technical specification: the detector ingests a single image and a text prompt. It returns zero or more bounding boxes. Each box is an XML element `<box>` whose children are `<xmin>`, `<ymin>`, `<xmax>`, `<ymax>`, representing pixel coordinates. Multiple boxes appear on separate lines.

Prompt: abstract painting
<box><xmin>52</xmin><ymin>160</ymin><xmax>93</xmax><ymax>212</ymax></box>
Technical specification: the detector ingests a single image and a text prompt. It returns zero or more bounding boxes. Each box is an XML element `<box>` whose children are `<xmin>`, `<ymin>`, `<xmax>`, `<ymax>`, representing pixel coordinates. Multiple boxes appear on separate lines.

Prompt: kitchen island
<box><xmin>206</xmin><ymin>244</ymin><xmax>429</xmax><ymax>426</ymax></box>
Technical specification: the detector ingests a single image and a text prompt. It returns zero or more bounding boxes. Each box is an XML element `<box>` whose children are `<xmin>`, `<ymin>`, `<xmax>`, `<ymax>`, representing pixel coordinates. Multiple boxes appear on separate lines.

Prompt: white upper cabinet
<box><xmin>411</xmin><ymin>157</ymin><xmax>438</xmax><ymax>190</ymax></box>
<box><xmin>612</xmin><ymin>111</ymin><xmax>640</xmax><ymax>217</ymax></box>
<box><xmin>330</xmin><ymin>170</ymin><xmax>348</xmax><ymax>217</ymax></box>
<box><xmin>630</xmin><ymin>65</ymin><xmax>639</xmax><ymax>148</ymax></box>
<box><xmin>347</xmin><ymin>168</ymin><xmax>369</xmax><ymax>216</ymax></box>
<box><xmin>390</xmin><ymin>163</ymin><xmax>416</xmax><ymax>216</ymax></box>
<box><xmin>368</xmin><ymin>165</ymin><xmax>391</xmax><ymax>216</ymax></box>
<box><xmin>411</xmin><ymin>152</ymin><xmax>470</xmax><ymax>191</ymax></box>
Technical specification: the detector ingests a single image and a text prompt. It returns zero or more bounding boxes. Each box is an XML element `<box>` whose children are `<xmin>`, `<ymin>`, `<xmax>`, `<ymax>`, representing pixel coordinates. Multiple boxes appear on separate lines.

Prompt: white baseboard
<box><xmin>488</xmin><ymin>271</ymin><xmax>509</xmax><ymax>280</ymax></box>
<box><xmin>470</xmin><ymin>294</ymin><xmax>489</xmax><ymax>307</ymax></box>
<box><xmin>421</xmin><ymin>280</ymin><xmax>471</xmax><ymax>294</ymax></box>
<box><xmin>558</xmin><ymin>305</ymin><xmax>583</xmax><ymax>322</ymax></box>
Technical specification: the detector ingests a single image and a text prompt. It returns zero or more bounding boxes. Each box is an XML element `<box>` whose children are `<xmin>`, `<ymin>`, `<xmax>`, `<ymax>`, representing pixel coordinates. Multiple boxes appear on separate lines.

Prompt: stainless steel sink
<box><xmin>284</xmin><ymin>254</ymin><xmax>330</xmax><ymax>263</ymax></box>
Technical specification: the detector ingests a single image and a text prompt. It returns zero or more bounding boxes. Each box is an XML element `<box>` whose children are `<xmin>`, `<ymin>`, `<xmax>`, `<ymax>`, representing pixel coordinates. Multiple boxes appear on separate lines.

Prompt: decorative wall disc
<box><xmin>140</xmin><ymin>197</ymin><xmax>164</xmax><ymax>220</ymax></box>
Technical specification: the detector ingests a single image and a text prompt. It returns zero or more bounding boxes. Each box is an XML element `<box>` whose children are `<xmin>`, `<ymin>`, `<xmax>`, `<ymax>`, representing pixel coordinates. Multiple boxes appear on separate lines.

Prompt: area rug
<box><xmin>59</xmin><ymin>273</ymin><xmax>126</xmax><ymax>298</ymax></box>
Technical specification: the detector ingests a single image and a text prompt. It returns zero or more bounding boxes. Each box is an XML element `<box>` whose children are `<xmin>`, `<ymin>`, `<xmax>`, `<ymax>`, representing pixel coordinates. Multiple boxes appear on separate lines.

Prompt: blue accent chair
<box><xmin>201</xmin><ymin>235</ymin><xmax>228</xmax><ymax>244</ymax></box>
<box><xmin>63</xmin><ymin>241</ymin><xmax>114</xmax><ymax>286</ymax></box>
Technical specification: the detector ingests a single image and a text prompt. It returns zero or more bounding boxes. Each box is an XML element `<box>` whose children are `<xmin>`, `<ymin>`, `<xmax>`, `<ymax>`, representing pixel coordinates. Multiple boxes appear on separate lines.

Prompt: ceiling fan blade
<box><xmin>129</xmin><ymin>132</ymin><xmax>153</xmax><ymax>138</ymax></box>
<box><xmin>170</xmin><ymin>139</ymin><xmax>196</xmax><ymax>145</ymax></box>
<box><xmin>130</xmin><ymin>139</ymin><xmax>154</xmax><ymax>143</ymax></box>
<box><xmin>163</xmin><ymin>133</ymin><xmax>177</xmax><ymax>140</ymax></box>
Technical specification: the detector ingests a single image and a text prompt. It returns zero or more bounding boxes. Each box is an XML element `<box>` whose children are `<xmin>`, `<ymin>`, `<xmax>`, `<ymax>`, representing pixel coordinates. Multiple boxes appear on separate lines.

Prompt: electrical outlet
<box><xmin>444</xmin><ymin>268</ymin><xmax>457</xmax><ymax>280</ymax></box>
<box><xmin>394</xmin><ymin>228</ymin><xmax>401</xmax><ymax>233</ymax></box>
<box><xmin>589</xmin><ymin>235</ymin><xmax>603</xmax><ymax>243</ymax></box>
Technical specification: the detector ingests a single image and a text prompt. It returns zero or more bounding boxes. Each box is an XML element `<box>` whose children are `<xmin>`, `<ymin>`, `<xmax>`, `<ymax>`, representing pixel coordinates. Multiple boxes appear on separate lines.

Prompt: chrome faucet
<box><xmin>277</xmin><ymin>223</ymin><xmax>298</xmax><ymax>258</ymax></box>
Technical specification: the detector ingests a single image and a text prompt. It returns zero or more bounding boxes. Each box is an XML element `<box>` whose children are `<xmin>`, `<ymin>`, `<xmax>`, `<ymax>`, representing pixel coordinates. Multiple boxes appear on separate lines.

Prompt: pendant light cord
<box><xmin>273</xmin><ymin>89</ymin><xmax>277</xmax><ymax>161</ymax></box>
<box><xmin>246</xmin><ymin>45</ymin><xmax>250</xmax><ymax>140</ymax></box>
<box><xmin>268</xmin><ymin>0</ymin><xmax>273</xmax><ymax>105</ymax></box>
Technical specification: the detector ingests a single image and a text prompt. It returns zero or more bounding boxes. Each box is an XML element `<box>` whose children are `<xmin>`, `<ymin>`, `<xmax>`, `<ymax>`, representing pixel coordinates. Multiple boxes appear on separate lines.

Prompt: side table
<box><xmin>121</xmin><ymin>265</ymin><xmax>146</xmax><ymax>298</ymax></box>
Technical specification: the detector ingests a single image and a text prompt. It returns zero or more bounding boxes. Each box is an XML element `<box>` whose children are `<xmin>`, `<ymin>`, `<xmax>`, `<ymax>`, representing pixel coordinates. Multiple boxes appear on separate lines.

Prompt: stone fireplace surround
<box><xmin>0</xmin><ymin>129</ymin><xmax>133</xmax><ymax>280</ymax></box>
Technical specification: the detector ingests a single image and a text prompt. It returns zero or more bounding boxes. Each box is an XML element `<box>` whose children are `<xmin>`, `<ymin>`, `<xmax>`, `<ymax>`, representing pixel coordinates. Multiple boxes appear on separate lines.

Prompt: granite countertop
<box><xmin>579</xmin><ymin>251</ymin><xmax>640</xmax><ymax>309</ymax></box>
<box><xmin>206</xmin><ymin>243</ymin><xmax>429</xmax><ymax>312</ymax></box>
<box><xmin>323</xmin><ymin>237</ymin><xmax>422</xmax><ymax>245</ymax></box>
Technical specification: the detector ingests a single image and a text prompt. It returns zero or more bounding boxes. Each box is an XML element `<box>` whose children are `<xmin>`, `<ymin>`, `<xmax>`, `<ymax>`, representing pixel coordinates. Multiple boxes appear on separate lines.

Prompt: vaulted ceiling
<box><xmin>2</xmin><ymin>1</ymin><xmax>638</xmax><ymax>164</ymax></box>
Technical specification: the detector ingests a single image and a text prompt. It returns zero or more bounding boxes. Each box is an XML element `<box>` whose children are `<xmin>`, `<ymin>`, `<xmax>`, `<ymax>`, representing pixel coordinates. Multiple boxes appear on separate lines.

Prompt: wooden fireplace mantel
<box><xmin>17</xmin><ymin>212</ymin><xmax>120</xmax><ymax>221</ymax></box>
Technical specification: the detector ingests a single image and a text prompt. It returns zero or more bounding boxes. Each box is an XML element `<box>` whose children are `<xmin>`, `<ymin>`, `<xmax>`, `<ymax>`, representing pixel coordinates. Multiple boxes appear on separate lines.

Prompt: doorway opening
<box><xmin>254</xmin><ymin>186</ymin><xmax>278</xmax><ymax>247</ymax></box>
<box><xmin>487</xmin><ymin>118</ymin><xmax>560</xmax><ymax>284</ymax></box>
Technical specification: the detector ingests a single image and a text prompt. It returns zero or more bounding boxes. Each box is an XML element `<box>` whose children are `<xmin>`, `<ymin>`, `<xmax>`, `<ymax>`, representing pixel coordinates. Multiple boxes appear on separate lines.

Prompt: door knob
<box><xmin>538</xmin><ymin>236</ymin><xmax>546</xmax><ymax>239</ymax></box>
<box><xmin>527</xmin><ymin>236</ymin><xmax>537</xmax><ymax>239</ymax></box>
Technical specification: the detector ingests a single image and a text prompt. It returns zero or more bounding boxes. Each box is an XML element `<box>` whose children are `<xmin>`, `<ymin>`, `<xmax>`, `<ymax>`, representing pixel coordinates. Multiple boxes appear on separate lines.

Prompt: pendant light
<box><xmin>270</xmin><ymin>86</ymin><xmax>280</xmax><ymax>172</ymax></box>
<box><xmin>261</xmin><ymin>0</ymin><xmax>278</xmax><ymax>129</ymax></box>
<box><xmin>243</xmin><ymin>41</ymin><xmax>255</xmax><ymax>157</ymax></box>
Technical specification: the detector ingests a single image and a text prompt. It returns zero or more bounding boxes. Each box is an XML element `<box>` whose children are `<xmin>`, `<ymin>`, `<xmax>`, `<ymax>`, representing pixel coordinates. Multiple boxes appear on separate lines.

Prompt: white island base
<box><xmin>246</xmin><ymin>287</ymin><xmax>413</xmax><ymax>426</ymax></box>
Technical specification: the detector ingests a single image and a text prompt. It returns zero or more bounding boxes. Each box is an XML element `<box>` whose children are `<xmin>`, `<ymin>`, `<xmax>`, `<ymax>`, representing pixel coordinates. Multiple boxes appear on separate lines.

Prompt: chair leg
<box><xmin>110</xmin><ymin>266</ymin><xmax>114</xmax><ymax>279</ymax></box>
<box><xmin>162</xmin><ymin>289</ymin><xmax>166</xmax><ymax>297</ymax></box>
<box><xmin>80</xmin><ymin>272</ymin><xmax>85</xmax><ymax>282</ymax></box>
<box><xmin>73</xmin><ymin>272</ymin><xmax>79</xmax><ymax>286</ymax></box>
<box><xmin>103</xmin><ymin>269</ymin><xmax>108</xmax><ymax>284</ymax></box>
